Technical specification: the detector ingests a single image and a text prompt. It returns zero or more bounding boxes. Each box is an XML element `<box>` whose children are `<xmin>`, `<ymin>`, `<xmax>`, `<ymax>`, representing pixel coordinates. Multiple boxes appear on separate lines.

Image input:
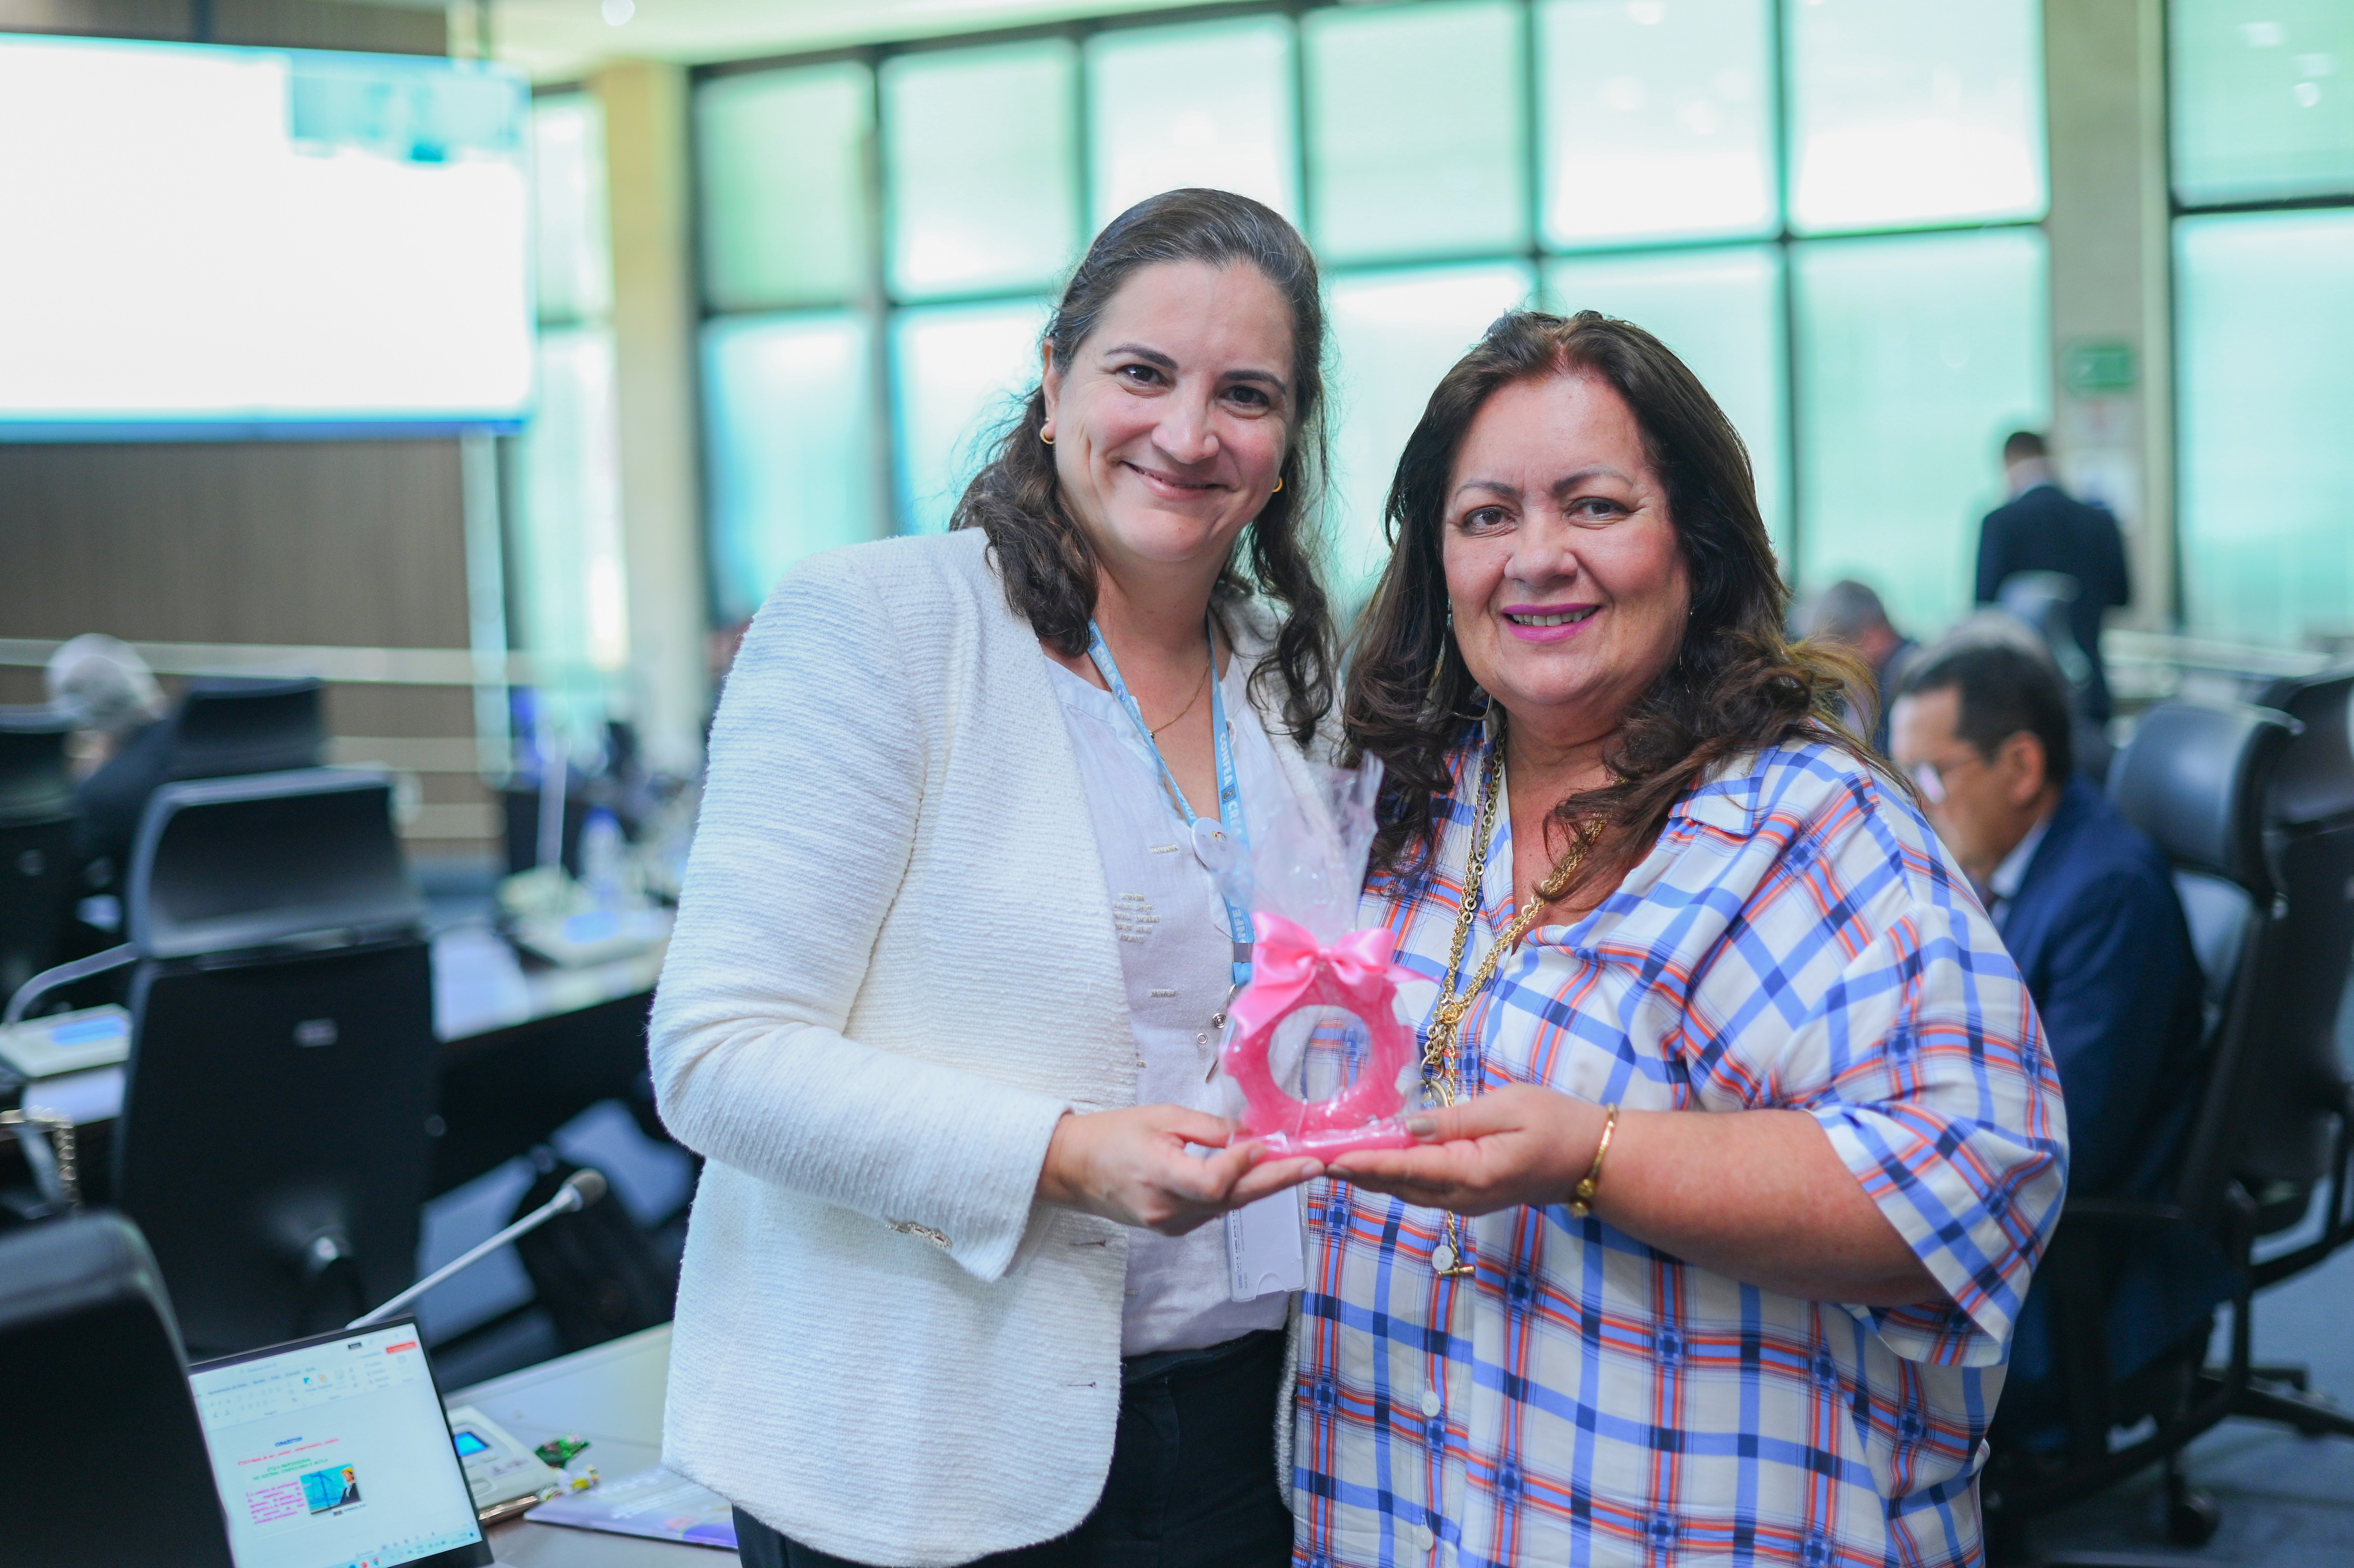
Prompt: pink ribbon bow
<box><xmin>1229</xmin><ymin>913</ymin><xmax>1408</xmax><ymax>1037</ymax></box>
<box><xmin>1221</xmin><ymin>912</ymin><xmax>1418</xmax><ymax>1158</ymax></box>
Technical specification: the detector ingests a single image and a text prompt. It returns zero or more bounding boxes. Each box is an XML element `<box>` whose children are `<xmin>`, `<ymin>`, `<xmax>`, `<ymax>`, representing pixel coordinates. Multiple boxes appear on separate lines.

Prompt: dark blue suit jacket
<box><xmin>2000</xmin><ymin>779</ymin><xmax>2229</xmax><ymax>1431</ymax></box>
<box><xmin>1976</xmin><ymin>483</ymin><xmax>2130</xmax><ymax>720</ymax></box>
<box><xmin>1999</xmin><ymin>778</ymin><xmax>2202</xmax><ymax>1196</ymax></box>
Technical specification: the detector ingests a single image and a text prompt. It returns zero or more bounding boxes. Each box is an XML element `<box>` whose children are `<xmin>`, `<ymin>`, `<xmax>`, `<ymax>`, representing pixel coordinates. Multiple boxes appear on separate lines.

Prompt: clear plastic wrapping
<box><xmin>1213</xmin><ymin>756</ymin><xmax>1421</xmax><ymax>1158</ymax></box>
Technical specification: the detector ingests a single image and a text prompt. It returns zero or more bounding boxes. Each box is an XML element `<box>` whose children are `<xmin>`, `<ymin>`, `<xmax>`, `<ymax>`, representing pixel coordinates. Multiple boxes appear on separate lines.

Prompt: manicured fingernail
<box><xmin>1406</xmin><ymin>1115</ymin><xmax>1437</xmax><ymax>1138</ymax></box>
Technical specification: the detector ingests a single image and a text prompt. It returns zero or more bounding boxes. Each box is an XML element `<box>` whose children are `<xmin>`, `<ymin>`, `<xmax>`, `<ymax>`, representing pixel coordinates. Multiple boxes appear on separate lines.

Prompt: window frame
<box><xmin>505</xmin><ymin>83</ymin><xmax>631</xmax><ymax>750</ymax></box>
<box><xmin>2162</xmin><ymin>0</ymin><xmax>2354</xmax><ymax>636</ymax></box>
<box><xmin>687</xmin><ymin>0</ymin><xmax>2054</xmax><ymax>623</ymax></box>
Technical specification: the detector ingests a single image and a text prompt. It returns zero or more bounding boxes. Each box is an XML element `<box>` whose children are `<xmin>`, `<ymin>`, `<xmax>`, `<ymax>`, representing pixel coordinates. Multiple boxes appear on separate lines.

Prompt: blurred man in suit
<box><xmin>1799</xmin><ymin>579</ymin><xmax>1916</xmax><ymax>755</ymax></box>
<box><xmin>1891</xmin><ymin>638</ymin><xmax>2226</xmax><ymax>1445</ymax></box>
<box><xmin>1976</xmin><ymin>430</ymin><xmax>2130</xmax><ymax>722</ymax></box>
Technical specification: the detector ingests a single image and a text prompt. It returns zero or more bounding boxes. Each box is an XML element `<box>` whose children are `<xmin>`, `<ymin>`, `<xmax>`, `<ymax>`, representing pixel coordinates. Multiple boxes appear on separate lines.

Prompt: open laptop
<box><xmin>189</xmin><ymin>1318</ymin><xmax>508</xmax><ymax>1568</ymax></box>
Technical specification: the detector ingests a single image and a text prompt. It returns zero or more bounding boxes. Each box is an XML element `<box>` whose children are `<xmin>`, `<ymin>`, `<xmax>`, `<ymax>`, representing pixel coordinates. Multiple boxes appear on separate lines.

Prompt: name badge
<box><xmin>1226</xmin><ymin>1187</ymin><xmax>1305</xmax><ymax>1301</ymax></box>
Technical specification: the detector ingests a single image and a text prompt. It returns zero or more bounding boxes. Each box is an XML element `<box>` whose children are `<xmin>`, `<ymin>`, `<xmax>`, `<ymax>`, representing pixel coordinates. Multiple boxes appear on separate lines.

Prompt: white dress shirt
<box><xmin>1046</xmin><ymin>646</ymin><xmax>1300</xmax><ymax>1355</ymax></box>
<box><xmin>1985</xmin><ymin>808</ymin><xmax>2056</xmax><ymax>931</ymax></box>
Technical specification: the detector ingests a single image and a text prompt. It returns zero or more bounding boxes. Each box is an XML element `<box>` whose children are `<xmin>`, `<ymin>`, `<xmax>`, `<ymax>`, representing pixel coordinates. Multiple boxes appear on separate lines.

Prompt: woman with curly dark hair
<box><xmin>653</xmin><ymin>189</ymin><xmax>1338</xmax><ymax>1567</ymax></box>
<box><xmin>1292</xmin><ymin>311</ymin><xmax>2068</xmax><ymax>1567</ymax></box>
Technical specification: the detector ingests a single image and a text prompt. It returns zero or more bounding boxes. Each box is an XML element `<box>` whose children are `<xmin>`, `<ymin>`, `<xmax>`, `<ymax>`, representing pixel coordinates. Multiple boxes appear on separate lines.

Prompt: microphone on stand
<box><xmin>349</xmin><ymin>1168</ymin><xmax>608</xmax><ymax>1330</ymax></box>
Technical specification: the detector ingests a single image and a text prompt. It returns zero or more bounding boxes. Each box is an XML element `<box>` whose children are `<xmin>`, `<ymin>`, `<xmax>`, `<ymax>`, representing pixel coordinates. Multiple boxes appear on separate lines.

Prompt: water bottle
<box><xmin>580</xmin><ymin>808</ymin><xmax>625</xmax><ymax>909</ymax></box>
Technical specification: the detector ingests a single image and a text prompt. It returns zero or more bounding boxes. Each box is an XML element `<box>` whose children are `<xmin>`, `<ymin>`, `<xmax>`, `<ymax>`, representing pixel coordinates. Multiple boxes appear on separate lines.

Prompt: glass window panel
<box><xmin>697</xmin><ymin>64</ymin><xmax>872</xmax><ymax>312</ymax></box>
<box><xmin>508</xmin><ymin>327</ymin><xmax>627</xmax><ymax>744</ymax></box>
<box><xmin>1537</xmin><ymin>0</ymin><xmax>1776</xmax><ymax>250</ymax></box>
<box><xmin>2172</xmin><ymin>0</ymin><xmax>2354</xmax><ymax>205</ymax></box>
<box><xmin>531</xmin><ymin>95</ymin><xmax>610</xmax><ymax>326</ymax></box>
<box><xmin>1324</xmin><ymin>263</ymin><xmax>1538</xmax><ymax>595</ymax></box>
<box><xmin>883</xmin><ymin>42</ymin><xmax>1080</xmax><ymax>299</ymax></box>
<box><xmin>1792</xmin><ymin>228</ymin><xmax>2050</xmax><ymax>636</ymax></box>
<box><xmin>2176</xmin><ymin>211</ymin><xmax>2354</xmax><ymax>645</ymax></box>
<box><xmin>891</xmin><ymin>297</ymin><xmax>1052</xmax><ymax>536</ymax></box>
<box><xmin>702</xmin><ymin>311</ymin><xmax>880</xmax><ymax>623</ymax></box>
<box><xmin>1787</xmin><ymin>0</ymin><xmax>2047</xmax><ymax>234</ymax></box>
<box><xmin>1545</xmin><ymin>246</ymin><xmax>1788</xmax><ymax>559</ymax></box>
<box><xmin>1303</xmin><ymin>1</ymin><xmax>1526</xmax><ymax>263</ymax></box>
<box><xmin>1088</xmin><ymin>18</ymin><xmax>1298</xmax><ymax>226</ymax></box>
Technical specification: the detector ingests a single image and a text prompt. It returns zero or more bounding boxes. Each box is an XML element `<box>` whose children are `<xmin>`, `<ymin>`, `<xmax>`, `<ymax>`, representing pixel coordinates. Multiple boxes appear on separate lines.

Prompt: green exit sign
<box><xmin>2062</xmin><ymin>341</ymin><xmax>2136</xmax><ymax>396</ymax></box>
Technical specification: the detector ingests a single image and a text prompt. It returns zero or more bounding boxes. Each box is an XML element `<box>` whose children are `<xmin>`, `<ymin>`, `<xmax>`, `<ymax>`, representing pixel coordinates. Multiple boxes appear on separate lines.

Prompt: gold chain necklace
<box><xmin>1418</xmin><ymin>726</ymin><xmax>1590</xmax><ymax>1276</ymax></box>
<box><xmin>1148</xmin><ymin>653</ymin><xmax>1213</xmax><ymax>738</ymax></box>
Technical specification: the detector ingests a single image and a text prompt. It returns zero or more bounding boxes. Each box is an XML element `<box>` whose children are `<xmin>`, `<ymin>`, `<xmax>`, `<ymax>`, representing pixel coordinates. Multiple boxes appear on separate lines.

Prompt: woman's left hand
<box><xmin>1327</xmin><ymin>1084</ymin><xmax>1605</xmax><ymax>1216</ymax></box>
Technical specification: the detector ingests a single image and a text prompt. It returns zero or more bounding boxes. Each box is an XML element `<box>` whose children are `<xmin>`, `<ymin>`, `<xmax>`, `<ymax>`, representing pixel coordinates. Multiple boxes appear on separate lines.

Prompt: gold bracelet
<box><xmin>1566</xmin><ymin>1104</ymin><xmax>1619</xmax><ymax>1220</ymax></box>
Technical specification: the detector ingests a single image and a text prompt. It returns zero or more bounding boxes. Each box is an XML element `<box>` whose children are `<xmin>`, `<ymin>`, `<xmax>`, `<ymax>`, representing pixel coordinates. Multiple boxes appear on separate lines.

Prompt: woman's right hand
<box><xmin>1036</xmin><ymin>1106</ymin><xmax>1322</xmax><ymax>1236</ymax></box>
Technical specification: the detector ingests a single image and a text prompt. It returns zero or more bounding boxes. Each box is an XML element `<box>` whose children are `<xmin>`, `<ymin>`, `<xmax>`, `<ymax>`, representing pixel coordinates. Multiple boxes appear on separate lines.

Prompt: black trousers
<box><xmin>734</xmin><ymin>1329</ymin><xmax>1293</xmax><ymax>1568</ymax></box>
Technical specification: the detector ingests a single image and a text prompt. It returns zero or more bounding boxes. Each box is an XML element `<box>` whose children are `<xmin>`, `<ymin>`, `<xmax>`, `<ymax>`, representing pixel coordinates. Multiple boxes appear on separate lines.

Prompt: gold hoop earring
<box><xmin>1040</xmin><ymin>432</ymin><xmax>1054</xmax><ymax>445</ymax></box>
<box><xmin>1272</xmin><ymin>476</ymin><xmax>1283</xmax><ymax>493</ymax></box>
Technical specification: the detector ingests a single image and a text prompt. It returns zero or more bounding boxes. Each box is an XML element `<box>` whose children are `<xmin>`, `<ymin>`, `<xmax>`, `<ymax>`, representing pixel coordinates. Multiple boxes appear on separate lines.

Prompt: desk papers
<box><xmin>526</xmin><ymin>1467</ymin><xmax>736</xmax><ymax>1549</ymax></box>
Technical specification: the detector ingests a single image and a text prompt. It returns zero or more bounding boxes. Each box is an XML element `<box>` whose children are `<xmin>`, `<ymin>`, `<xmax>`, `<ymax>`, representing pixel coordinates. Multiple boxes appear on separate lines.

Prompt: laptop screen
<box><xmin>190</xmin><ymin>1319</ymin><xmax>488</xmax><ymax>1568</ymax></box>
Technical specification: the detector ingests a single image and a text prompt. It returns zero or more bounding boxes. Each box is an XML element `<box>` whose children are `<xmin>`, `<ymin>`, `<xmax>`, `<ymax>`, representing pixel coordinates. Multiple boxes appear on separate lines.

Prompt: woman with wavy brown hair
<box><xmin>1291</xmin><ymin>311</ymin><xmax>2068</xmax><ymax>1566</ymax></box>
<box><xmin>652</xmin><ymin>189</ymin><xmax>1337</xmax><ymax>1567</ymax></box>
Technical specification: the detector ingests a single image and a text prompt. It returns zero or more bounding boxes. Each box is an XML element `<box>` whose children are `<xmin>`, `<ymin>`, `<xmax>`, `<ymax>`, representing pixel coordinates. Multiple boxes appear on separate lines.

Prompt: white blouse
<box><xmin>1045</xmin><ymin>646</ymin><xmax>1301</xmax><ymax>1356</ymax></box>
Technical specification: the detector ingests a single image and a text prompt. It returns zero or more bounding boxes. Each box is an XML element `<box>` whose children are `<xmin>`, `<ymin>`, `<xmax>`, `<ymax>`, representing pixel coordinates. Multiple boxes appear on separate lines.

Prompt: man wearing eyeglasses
<box><xmin>1890</xmin><ymin>636</ymin><xmax>2221</xmax><ymax>1450</ymax></box>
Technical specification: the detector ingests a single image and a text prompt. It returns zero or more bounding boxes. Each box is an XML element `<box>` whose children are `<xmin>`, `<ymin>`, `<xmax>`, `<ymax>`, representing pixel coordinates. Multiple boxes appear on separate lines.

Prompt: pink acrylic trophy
<box><xmin>1212</xmin><ymin>758</ymin><xmax>1420</xmax><ymax>1159</ymax></box>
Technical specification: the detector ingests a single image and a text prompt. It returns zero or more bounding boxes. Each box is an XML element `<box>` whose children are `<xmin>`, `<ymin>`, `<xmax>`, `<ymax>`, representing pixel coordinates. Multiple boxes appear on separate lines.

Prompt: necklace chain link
<box><xmin>1147</xmin><ymin>652</ymin><xmax>1213</xmax><ymax>738</ymax></box>
<box><xmin>1418</xmin><ymin>719</ymin><xmax>1590</xmax><ymax>1277</ymax></box>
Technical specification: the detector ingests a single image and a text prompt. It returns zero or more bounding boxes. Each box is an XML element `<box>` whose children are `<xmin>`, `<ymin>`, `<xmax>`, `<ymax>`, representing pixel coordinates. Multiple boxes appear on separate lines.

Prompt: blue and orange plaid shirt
<box><xmin>1293</xmin><ymin>738</ymin><xmax>2068</xmax><ymax>1568</ymax></box>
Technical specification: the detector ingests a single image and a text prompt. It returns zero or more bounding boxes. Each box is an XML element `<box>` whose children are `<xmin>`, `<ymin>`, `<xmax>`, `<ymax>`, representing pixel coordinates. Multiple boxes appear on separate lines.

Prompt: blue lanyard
<box><xmin>1086</xmin><ymin>618</ymin><xmax>1254</xmax><ymax>987</ymax></box>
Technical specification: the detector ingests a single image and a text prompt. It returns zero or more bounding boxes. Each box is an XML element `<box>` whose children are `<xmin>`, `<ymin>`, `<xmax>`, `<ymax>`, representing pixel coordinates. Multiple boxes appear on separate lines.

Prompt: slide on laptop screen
<box><xmin>190</xmin><ymin>1319</ymin><xmax>494</xmax><ymax>1568</ymax></box>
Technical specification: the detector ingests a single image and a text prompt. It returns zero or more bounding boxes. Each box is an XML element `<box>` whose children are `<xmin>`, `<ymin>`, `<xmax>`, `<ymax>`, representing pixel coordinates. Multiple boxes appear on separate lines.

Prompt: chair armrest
<box><xmin>2059</xmin><ymin>1197</ymin><xmax>2189</xmax><ymax>1228</ymax></box>
<box><xmin>2057</xmin><ymin>1184</ymin><xmax>2258</xmax><ymax>1272</ymax></box>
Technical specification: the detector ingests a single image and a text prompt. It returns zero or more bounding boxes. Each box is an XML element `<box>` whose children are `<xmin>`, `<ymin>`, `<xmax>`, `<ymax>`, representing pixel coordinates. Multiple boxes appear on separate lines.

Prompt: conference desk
<box><xmin>450</xmin><ymin>1324</ymin><xmax>730</xmax><ymax>1565</ymax></box>
<box><xmin>425</xmin><ymin>923</ymin><xmax>674</xmax><ymax>1196</ymax></box>
<box><xmin>433</xmin><ymin>923</ymin><xmax>671</xmax><ymax>1046</ymax></box>
<box><xmin>0</xmin><ymin>924</ymin><xmax>669</xmax><ymax>1203</ymax></box>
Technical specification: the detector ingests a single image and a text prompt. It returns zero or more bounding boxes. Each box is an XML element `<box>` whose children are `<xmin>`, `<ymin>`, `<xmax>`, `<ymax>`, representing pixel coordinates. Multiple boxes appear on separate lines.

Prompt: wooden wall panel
<box><xmin>0</xmin><ymin>440</ymin><xmax>469</xmax><ymax>649</ymax></box>
<box><xmin>213</xmin><ymin>0</ymin><xmax>444</xmax><ymax>54</ymax></box>
<box><xmin>0</xmin><ymin>0</ymin><xmax>194</xmax><ymax>41</ymax></box>
<box><xmin>0</xmin><ymin>0</ymin><xmax>444</xmax><ymax>53</ymax></box>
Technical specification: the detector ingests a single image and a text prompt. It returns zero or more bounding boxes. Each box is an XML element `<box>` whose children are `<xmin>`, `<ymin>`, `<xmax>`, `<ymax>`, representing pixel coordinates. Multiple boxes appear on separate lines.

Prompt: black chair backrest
<box><xmin>115</xmin><ymin>770</ymin><xmax>436</xmax><ymax>1355</ymax></box>
<box><xmin>0</xmin><ymin>707</ymin><xmax>79</xmax><ymax>997</ymax></box>
<box><xmin>127</xmin><ymin>768</ymin><xmax>425</xmax><ymax>961</ymax></box>
<box><xmin>2107</xmin><ymin>702</ymin><xmax>2298</xmax><ymax>1230</ymax></box>
<box><xmin>2240</xmin><ymin>667</ymin><xmax>2354</xmax><ymax>1191</ymax></box>
<box><xmin>0</xmin><ymin>817</ymin><xmax>77</xmax><ymax>1001</ymax></box>
<box><xmin>2108</xmin><ymin>702</ymin><xmax>2286</xmax><ymax>898</ymax></box>
<box><xmin>0</xmin><ymin>705</ymin><xmax>74</xmax><ymax>824</ymax></box>
<box><xmin>2261</xmin><ymin>666</ymin><xmax>2354</xmax><ymax>829</ymax></box>
<box><xmin>0</xmin><ymin>1212</ymin><xmax>237</xmax><ymax>1566</ymax></box>
<box><xmin>164</xmin><ymin>676</ymin><xmax>325</xmax><ymax>783</ymax></box>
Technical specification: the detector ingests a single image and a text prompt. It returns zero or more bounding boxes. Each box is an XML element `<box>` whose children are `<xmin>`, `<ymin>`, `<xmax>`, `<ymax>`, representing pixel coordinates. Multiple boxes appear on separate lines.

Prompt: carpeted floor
<box><xmin>2023</xmin><ymin>1215</ymin><xmax>2354</xmax><ymax>1565</ymax></box>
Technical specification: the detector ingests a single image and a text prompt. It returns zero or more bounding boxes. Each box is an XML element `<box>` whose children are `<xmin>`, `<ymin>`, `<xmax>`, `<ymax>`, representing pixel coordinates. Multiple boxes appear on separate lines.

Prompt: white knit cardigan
<box><xmin>650</xmin><ymin>529</ymin><xmax>1315</xmax><ymax>1566</ymax></box>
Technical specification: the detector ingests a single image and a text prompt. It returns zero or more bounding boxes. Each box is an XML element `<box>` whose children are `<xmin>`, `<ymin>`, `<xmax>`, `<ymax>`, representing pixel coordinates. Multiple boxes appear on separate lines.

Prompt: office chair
<box><xmin>2235</xmin><ymin>666</ymin><xmax>2354</xmax><ymax>1289</ymax></box>
<box><xmin>1993</xmin><ymin>571</ymin><xmax>2113</xmax><ymax>782</ymax></box>
<box><xmin>75</xmin><ymin>676</ymin><xmax>326</xmax><ymax>892</ymax></box>
<box><xmin>112</xmin><ymin>767</ymin><xmax>439</xmax><ymax>1357</ymax></box>
<box><xmin>1982</xmin><ymin>701</ymin><xmax>2354</xmax><ymax>1562</ymax></box>
<box><xmin>163</xmin><ymin>675</ymin><xmax>325</xmax><ymax>782</ymax></box>
<box><xmin>1996</xmin><ymin>571</ymin><xmax>2094</xmax><ymax>692</ymax></box>
<box><xmin>0</xmin><ymin>1210</ymin><xmax>237</xmax><ymax>1567</ymax></box>
<box><xmin>508</xmin><ymin>1144</ymin><xmax>677</xmax><ymax>1352</ymax></box>
<box><xmin>0</xmin><ymin>707</ymin><xmax>77</xmax><ymax>999</ymax></box>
